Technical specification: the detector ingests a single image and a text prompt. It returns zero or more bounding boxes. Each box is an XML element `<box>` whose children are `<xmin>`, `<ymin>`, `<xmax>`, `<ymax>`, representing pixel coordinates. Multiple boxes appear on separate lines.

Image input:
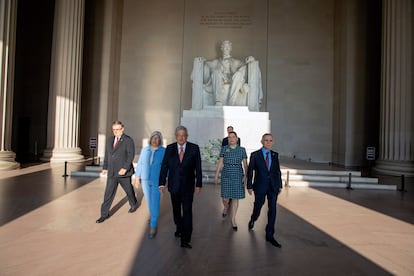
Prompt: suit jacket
<box><xmin>103</xmin><ymin>133</ymin><xmax>135</xmax><ymax>178</ymax></box>
<box><xmin>159</xmin><ymin>142</ymin><xmax>202</xmax><ymax>194</ymax></box>
<box><xmin>247</xmin><ymin>149</ymin><xmax>282</xmax><ymax>194</ymax></box>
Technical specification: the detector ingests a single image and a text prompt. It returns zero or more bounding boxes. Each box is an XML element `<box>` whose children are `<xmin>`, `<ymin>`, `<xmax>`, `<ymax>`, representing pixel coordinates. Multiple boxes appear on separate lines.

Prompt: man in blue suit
<box><xmin>159</xmin><ymin>126</ymin><xmax>202</xmax><ymax>249</ymax></box>
<box><xmin>247</xmin><ymin>133</ymin><xmax>283</xmax><ymax>247</ymax></box>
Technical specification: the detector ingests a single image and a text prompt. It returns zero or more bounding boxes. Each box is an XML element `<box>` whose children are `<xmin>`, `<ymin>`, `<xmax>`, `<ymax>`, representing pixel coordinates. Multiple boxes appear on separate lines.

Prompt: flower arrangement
<box><xmin>202</xmin><ymin>138</ymin><xmax>222</xmax><ymax>164</ymax></box>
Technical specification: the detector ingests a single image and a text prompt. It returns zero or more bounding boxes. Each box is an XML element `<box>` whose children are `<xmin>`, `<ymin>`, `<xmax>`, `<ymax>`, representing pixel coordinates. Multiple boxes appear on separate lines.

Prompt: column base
<box><xmin>0</xmin><ymin>151</ymin><xmax>20</xmax><ymax>170</ymax></box>
<box><xmin>41</xmin><ymin>147</ymin><xmax>84</xmax><ymax>163</ymax></box>
<box><xmin>373</xmin><ymin>160</ymin><xmax>414</xmax><ymax>177</ymax></box>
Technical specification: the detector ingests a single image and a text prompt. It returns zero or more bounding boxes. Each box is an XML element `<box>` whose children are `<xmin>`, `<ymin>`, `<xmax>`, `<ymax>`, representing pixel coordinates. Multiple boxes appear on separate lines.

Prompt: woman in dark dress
<box><xmin>214</xmin><ymin>131</ymin><xmax>248</xmax><ymax>231</ymax></box>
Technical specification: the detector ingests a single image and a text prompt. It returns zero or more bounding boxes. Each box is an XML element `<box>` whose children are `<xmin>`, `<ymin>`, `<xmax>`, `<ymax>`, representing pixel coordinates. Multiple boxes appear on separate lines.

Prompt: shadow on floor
<box><xmin>128</xmin><ymin>185</ymin><xmax>391</xmax><ymax>276</ymax></box>
<box><xmin>0</xmin><ymin>169</ymin><xmax>96</xmax><ymax>226</ymax></box>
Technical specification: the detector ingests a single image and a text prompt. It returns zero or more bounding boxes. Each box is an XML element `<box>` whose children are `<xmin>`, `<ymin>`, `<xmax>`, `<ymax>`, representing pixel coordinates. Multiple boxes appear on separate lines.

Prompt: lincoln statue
<box><xmin>191</xmin><ymin>40</ymin><xmax>263</xmax><ymax>111</ymax></box>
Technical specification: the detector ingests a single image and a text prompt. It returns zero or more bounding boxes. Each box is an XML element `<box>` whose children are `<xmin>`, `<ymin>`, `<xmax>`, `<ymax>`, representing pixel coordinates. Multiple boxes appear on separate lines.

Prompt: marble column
<box><xmin>42</xmin><ymin>0</ymin><xmax>85</xmax><ymax>162</ymax></box>
<box><xmin>375</xmin><ymin>0</ymin><xmax>414</xmax><ymax>176</ymax></box>
<box><xmin>0</xmin><ymin>0</ymin><xmax>19</xmax><ymax>170</ymax></box>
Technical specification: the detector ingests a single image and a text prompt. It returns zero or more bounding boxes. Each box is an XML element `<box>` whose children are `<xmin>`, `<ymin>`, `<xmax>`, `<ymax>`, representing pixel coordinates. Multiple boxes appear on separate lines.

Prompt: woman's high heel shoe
<box><xmin>222</xmin><ymin>208</ymin><xmax>228</xmax><ymax>218</ymax></box>
<box><xmin>232</xmin><ymin>221</ymin><xmax>238</xmax><ymax>231</ymax></box>
<box><xmin>149</xmin><ymin>227</ymin><xmax>157</xmax><ymax>239</ymax></box>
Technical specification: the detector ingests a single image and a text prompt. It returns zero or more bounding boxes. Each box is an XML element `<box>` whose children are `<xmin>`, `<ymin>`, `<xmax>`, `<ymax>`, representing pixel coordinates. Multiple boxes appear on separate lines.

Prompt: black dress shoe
<box><xmin>128</xmin><ymin>205</ymin><xmax>137</xmax><ymax>213</ymax></box>
<box><xmin>181</xmin><ymin>242</ymin><xmax>192</xmax><ymax>249</ymax></box>
<box><xmin>266</xmin><ymin>237</ymin><xmax>282</xmax><ymax>248</ymax></box>
<box><xmin>96</xmin><ymin>215</ymin><xmax>109</xmax><ymax>223</ymax></box>
<box><xmin>174</xmin><ymin>231</ymin><xmax>181</xmax><ymax>238</ymax></box>
<box><xmin>248</xmin><ymin>220</ymin><xmax>254</xmax><ymax>230</ymax></box>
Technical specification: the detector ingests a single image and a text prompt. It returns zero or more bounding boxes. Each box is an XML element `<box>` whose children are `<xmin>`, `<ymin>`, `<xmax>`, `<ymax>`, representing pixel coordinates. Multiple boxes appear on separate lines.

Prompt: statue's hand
<box><xmin>195</xmin><ymin>56</ymin><xmax>206</xmax><ymax>62</ymax></box>
<box><xmin>245</xmin><ymin>56</ymin><xmax>255</xmax><ymax>63</ymax></box>
<box><xmin>203</xmin><ymin>83</ymin><xmax>213</xmax><ymax>93</ymax></box>
<box><xmin>242</xmin><ymin>83</ymin><xmax>249</xmax><ymax>93</ymax></box>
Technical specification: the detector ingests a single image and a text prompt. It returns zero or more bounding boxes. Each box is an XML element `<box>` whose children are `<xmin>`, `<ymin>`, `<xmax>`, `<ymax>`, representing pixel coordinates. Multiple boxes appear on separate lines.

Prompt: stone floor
<box><xmin>0</xmin><ymin>161</ymin><xmax>413</xmax><ymax>276</ymax></box>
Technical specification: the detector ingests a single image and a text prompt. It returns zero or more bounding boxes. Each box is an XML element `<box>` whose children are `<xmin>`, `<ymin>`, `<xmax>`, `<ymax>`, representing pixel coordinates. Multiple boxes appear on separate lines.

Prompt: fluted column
<box><xmin>42</xmin><ymin>0</ymin><xmax>85</xmax><ymax>162</ymax></box>
<box><xmin>375</xmin><ymin>0</ymin><xmax>414</xmax><ymax>176</ymax></box>
<box><xmin>0</xmin><ymin>0</ymin><xmax>19</xmax><ymax>170</ymax></box>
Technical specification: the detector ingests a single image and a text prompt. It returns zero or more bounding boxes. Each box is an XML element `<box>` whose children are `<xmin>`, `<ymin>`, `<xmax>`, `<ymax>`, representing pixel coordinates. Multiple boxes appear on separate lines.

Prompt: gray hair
<box><xmin>261</xmin><ymin>133</ymin><xmax>273</xmax><ymax>141</ymax></box>
<box><xmin>175</xmin><ymin>125</ymin><xmax>188</xmax><ymax>136</ymax></box>
<box><xmin>149</xmin><ymin>131</ymin><xmax>163</xmax><ymax>146</ymax></box>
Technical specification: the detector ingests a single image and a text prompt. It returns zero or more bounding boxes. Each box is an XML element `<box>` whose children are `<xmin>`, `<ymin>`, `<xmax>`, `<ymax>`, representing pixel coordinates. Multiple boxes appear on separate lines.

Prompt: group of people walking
<box><xmin>96</xmin><ymin>121</ymin><xmax>283</xmax><ymax>249</ymax></box>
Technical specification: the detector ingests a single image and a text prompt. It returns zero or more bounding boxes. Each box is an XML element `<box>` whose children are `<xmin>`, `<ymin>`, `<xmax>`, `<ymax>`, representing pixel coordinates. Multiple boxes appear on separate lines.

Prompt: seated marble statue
<box><xmin>191</xmin><ymin>40</ymin><xmax>263</xmax><ymax>111</ymax></box>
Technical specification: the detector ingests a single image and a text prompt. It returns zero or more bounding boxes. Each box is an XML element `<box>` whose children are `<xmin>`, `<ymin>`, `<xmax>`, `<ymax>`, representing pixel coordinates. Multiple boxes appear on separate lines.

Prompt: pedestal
<box><xmin>181</xmin><ymin>106</ymin><xmax>270</xmax><ymax>158</ymax></box>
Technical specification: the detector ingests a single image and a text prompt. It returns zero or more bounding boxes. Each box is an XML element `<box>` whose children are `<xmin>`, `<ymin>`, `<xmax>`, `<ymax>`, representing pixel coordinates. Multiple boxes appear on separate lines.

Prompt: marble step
<box><xmin>70</xmin><ymin>171</ymin><xmax>100</xmax><ymax>177</ymax></box>
<box><xmin>70</xmin><ymin>165</ymin><xmax>102</xmax><ymax>177</ymax></box>
<box><xmin>283</xmin><ymin>174</ymin><xmax>378</xmax><ymax>184</ymax></box>
<box><xmin>281</xmin><ymin>168</ymin><xmax>362</xmax><ymax>176</ymax></box>
<box><xmin>284</xmin><ymin>181</ymin><xmax>396</xmax><ymax>190</ymax></box>
<box><xmin>281</xmin><ymin>169</ymin><xmax>397</xmax><ymax>190</ymax></box>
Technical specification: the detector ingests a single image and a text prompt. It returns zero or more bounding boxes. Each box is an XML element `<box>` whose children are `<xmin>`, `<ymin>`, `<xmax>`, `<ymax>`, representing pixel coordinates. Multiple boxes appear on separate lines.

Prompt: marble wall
<box><xmin>266</xmin><ymin>0</ymin><xmax>334</xmax><ymax>162</ymax></box>
<box><xmin>117</xmin><ymin>0</ymin><xmax>335</xmax><ymax>162</ymax></box>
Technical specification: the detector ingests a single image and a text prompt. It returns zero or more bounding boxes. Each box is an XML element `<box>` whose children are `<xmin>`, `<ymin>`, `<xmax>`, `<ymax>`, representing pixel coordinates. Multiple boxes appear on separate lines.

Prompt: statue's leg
<box><xmin>211</xmin><ymin>70</ymin><xmax>224</xmax><ymax>105</ymax></box>
<box><xmin>228</xmin><ymin>71</ymin><xmax>245</xmax><ymax>105</ymax></box>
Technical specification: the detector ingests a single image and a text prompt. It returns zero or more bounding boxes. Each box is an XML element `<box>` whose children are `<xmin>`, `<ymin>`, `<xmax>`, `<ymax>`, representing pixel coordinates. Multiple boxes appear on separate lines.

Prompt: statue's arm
<box><xmin>203</xmin><ymin>62</ymin><xmax>211</xmax><ymax>83</ymax></box>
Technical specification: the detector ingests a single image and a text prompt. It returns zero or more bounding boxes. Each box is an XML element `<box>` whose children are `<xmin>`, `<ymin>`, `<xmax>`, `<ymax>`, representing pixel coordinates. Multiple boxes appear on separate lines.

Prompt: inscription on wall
<box><xmin>200</xmin><ymin>12</ymin><xmax>252</xmax><ymax>28</ymax></box>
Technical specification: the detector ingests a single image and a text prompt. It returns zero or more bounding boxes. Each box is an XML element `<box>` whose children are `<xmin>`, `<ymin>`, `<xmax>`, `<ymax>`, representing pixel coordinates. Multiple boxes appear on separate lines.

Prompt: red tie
<box><xmin>265</xmin><ymin>151</ymin><xmax>269</xmax><ymax>170</ymax></box>
<box><xmin>179</xmin><ymin>146</ymin><xmax>184</xmax><ymax>163</ymax></box>
<box><xmin>113</xmin><ymin>137</ymin><xmax>119</xmax><ymax>149</ymax></box>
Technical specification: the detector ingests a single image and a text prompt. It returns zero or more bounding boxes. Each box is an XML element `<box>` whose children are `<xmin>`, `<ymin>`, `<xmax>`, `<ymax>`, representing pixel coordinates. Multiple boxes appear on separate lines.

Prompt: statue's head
<box><xmin>221</xmin><ymin>40</ymin><xmax>232</xmax><ymax>56</ymax></box>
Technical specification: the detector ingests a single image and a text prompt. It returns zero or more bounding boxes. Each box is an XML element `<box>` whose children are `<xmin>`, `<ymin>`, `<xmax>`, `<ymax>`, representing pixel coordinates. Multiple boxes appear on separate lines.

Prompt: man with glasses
<box><xmin>96</xmin><ymin>120</ymin><xmax>138</xmax><ymax>223</ymax></box>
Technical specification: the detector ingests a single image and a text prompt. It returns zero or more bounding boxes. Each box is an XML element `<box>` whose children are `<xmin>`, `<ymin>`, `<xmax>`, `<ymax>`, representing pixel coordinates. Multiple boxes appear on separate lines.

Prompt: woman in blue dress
<box><xmin>135</xmin><ymin>131</ymin><xmax>166</xmax><ymax>238</ymax></box>
<box><xmin>214</xmin><ymin>131</ymin><xmax>248</xmax><ymax>231</ymax></box>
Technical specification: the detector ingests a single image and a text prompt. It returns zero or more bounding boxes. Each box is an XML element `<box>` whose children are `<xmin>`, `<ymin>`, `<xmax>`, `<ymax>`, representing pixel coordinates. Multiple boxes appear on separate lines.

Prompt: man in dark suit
<box><xmin>221</xmin><ymin>126</ymin><xmax>241</xmax><ymax>147</ymax></box>
<box><xmin>96</xmin><ymin>121</ymin><xmax>138</xmax><ymax>223</ymax></box>
<box><xmin>247</xmin><ymin>133</ymin><xmax>283</xmax><ymax>248</ymax></box>
<box><xmin>159</xmin><ymin>125</ymin><xmax>202</xmax><ymax>249</ymax></box>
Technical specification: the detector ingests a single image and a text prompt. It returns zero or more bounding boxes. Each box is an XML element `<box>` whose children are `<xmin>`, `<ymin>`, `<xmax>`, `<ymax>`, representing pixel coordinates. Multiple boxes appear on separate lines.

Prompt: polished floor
<box><xmin>0</xmin><ymin>162</ymin><xmax>413</xmax><ymax>276</ymax></box>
